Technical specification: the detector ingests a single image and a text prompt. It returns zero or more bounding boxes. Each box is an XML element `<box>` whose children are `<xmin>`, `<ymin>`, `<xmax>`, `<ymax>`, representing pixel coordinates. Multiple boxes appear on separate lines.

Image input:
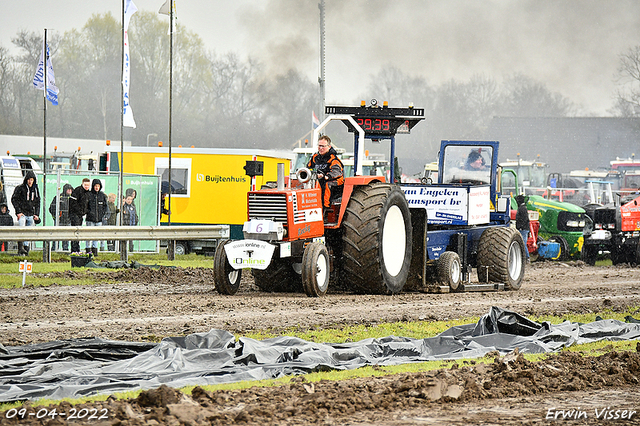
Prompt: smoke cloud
<box><xmin>237</xmin><ymin>0</ymin><xmax>640</xmax><ymax>114</ymax></box>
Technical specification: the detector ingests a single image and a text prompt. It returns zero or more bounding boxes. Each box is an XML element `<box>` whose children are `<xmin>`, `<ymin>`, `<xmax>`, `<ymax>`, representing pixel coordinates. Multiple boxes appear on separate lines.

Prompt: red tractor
<box><xmin>213</xmin><ymin>103</ymin><xmax>423</xmax><ymax>296</ymax></box>
<box><xmin>583</xmin><ymin>191</ymin><xmax>640</xmax><ymax>265</ymax></box>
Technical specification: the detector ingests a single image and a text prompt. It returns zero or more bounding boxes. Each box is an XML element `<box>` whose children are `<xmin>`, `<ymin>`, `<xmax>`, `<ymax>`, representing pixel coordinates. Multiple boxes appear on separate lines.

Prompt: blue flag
<box><xmin>32</xmin><ymin>43</ymin><xmax>59</xmax><ymax>105</ymax></box>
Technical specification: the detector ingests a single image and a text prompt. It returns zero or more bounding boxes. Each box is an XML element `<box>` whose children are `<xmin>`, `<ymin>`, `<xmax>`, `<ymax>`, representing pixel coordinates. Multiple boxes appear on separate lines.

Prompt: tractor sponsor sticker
<box><xmin>304</xmin><ymin>208</ymin><xmax>322</xmax><ymax>222</ymax></box>
<box><xmin>401</xmin><ymin>185</ymin><xmax>490</xmax><ymax>225</ymax></box>
<box><xmin>468</xmin><ymin>186</ymin><xmax>490</xmax><ymax>225</ymax></box>
<box><xmin>224</xmin><ymin>239</ymin><xmax>275</xmax><ymax>270</ymax></box>
<box><xmin>292</xmin><ymin>191</ymin><xmax>322</xmax><ymax>224</ymax></box>
<box><xmin>296</xmin><ymin>191</ymin><xmax>321</xmax><ymax>209</ymax></box>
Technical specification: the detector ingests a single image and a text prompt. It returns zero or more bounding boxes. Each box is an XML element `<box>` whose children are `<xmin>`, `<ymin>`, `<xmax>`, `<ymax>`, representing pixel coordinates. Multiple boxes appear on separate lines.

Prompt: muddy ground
<box><xmin>1</xmin><ymin>261</ymin><xmax>640</xmax><ymax>425</ymax></box>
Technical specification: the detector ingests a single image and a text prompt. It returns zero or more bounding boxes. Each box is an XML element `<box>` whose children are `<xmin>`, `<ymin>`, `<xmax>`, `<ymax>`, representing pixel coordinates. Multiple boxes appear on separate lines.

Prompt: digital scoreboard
<box><xmin>325</xmin><ymin>102</ymin><xmax>424</xmax><ymax>137</ymax></box>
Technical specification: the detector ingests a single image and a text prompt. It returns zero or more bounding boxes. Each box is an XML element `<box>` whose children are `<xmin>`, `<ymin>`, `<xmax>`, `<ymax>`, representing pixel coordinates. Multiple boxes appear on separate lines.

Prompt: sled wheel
<box><xmin>549</xmin><ymin>236</ymin><xmax>569</xmax><ymax>261</ymax></box>
<box><xmin>342</xmin><ymin>182</ymin><xmax>412</xmax><ymax>294</ymax></box>
<box><xmin>582</xmin><ymin>245</ymin><xmax>597</xmax><ymax>266</ymax></box>
<box><xmin>302</xmin><ymin>242</ymin><xmax>330</xmax><ymax>297</ymax></box>
<box><xmin>477</xmin><ymin>227</ymin><xmax>526</xmax><ymax>290</ymax></box>
<box><xmin>213</xmin><ymin>240</ymin><xmax>242</xmax><ymax>295</ymax></box>
<box><xmin>252</xmin><ymin>258</ymin><xmax>299</xmax><ymax>292</ymax></box>
<box><xmin>436</xmin><ymin>251</ymin><xmax>462</xmax><ymax>291</ymax></box>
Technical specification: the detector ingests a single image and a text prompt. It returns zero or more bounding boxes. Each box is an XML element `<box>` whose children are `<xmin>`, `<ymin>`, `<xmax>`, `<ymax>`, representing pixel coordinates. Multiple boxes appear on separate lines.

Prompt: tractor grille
<box><xmin>592</xmin><ymin>207</ymin><xmax>617</xmax><ymax>230</ymax></box>
<box><xmin>557</xmin><ymin>211</ymin><xmax>586</xmax><ymax>232</ymax></box>
<box><xmin>248</xmin><ymin>193</ymin><xmax>288</xmax><ymax>222</ymax></box>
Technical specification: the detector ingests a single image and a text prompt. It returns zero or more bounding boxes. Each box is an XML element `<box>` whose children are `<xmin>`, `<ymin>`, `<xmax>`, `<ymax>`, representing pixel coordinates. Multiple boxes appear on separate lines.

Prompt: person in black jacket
<box><xmin>49</xmin><ymin>183</ymin><xmax>73</xmax><ymax>251</ymax></box>
<box><xmin>0</xmin><ymin>203</ymin><xmax>13</xmax><ymax>251</ymax></box>
<box><xmin>11</xmin><ymin>170</ymin><xmax>40</xmax><ymax>256</ymax></box>
<box><xmin>515</xmin><ymin>195</ymin><xmax>530</xmax><ymax>261</ymax></box>
<box><xmin>85</xmin><ymin>178</ymin><xmax>110</xmax><ymax>257</ymax></box>
<box><xmin>68</xmin><ymin>178</ymin><xmax>91</xmax><ymax>254</ymax></box>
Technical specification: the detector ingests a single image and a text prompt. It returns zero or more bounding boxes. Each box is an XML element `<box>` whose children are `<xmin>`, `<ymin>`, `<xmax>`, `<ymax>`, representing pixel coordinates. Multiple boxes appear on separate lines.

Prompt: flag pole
<box><xmin>119</xmin><ymin>0</ymin><xmax>126</xmax><ymax>261</ymax></box>
<box><xmin>42</xmin><ymin>29</ymin><xmax>50</xmax><ymax>263</ymax></box>
<box><xmin>167</xmin><ymin>0</ymin><xmax>175</xmax><ymax>260</ymax></box>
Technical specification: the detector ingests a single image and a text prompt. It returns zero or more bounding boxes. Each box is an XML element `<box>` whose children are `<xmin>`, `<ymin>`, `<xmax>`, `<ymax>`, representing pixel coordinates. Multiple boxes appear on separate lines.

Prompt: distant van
<box><xmin>0</xmin><ymin>156</ymin><xmax>27</xmax><ymax>224</ymax></box>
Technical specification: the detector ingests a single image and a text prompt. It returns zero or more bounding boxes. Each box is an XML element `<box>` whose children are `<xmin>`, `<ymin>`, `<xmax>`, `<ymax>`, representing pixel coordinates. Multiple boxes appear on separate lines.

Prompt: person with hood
<box><xmin>69</xmin><ymin>178</ymin><xmax>91</xmax><ymax>254</ymax></box>
<box><xmin>306</xmin><ymin>135</ymin><xmax>344</xmax><ymax>210</ymax></box>
<box><xmin>85</xmin><ymin>178</ymin><xmax>110</xmax><ymax>257</ymax></box>
<box><xmin>49</xmin><ymin>183</ymin><xmax>74</xmax><ymax>251</ymax></box>
<box><xmin>0</xmin><ymin>203</ymin><xmax>13</xmax><ymax>252</ymax></box>
<box><xmin>11</xmin><ymin>170</ymin><xmax>40</xmax><ymax>255</ymax></box>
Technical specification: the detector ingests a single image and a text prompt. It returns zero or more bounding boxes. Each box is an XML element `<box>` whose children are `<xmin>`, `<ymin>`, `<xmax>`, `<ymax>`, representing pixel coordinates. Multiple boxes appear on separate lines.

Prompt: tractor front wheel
<box><xmin>252</xmin><ymin>258</ymin><xmax>299</xmax><ymax>292</ymax></box>
<box><xmin>477</xmin><ymin>227</ymin><xmax>525</xmax><ymax>290</ymax></box>
<box><xmin>341</xmin><ymin>182</ymin><xmax>412</xmax><ymax>294</ymax></box>
<box><xmin>549</xmin><ymin>236</ymin><xmax>569</xmax><ymax>261</ymax></box>
<box><xmin>213</xmin><ymin>240</ymin><xmax>242</xmax><ymax>295</ymax></box>
<box><xmin>582</xmin><ymin>245</ymin><xmax>597</xmax><ymax>266</ymax></box>
<box><xmin>301</xmin><ymin>242</ymin><xmax>330</xmax><ymax>297</ymax></box>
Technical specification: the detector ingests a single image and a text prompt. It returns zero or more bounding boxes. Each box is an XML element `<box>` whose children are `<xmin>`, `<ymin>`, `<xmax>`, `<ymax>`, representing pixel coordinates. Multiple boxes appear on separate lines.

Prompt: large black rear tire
<box><xmin>252</xmin><ymin>258</ymin><xmax>299</xmax><ymax>292</ymax></box>
<box><xmin>341</xmin><ymin>182</ymin><xmax>412</xmax><ymax>294</ymax></box>
<box><xmin>477</xmin><ymin>227</ymin><xmax>525</xmax><ymax>290</ymax></box>
<box><xmin>213</xmin><ymin>240</ymin><xmax>242</xmax><ymax>295</ymax></box>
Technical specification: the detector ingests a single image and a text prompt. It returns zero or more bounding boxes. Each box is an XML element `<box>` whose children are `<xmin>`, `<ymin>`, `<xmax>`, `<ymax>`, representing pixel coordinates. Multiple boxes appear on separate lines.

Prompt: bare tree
<box><xmin>613</xmin><ymin>46</ymin><xmax>640</xmax><ymax>117</ymax></box>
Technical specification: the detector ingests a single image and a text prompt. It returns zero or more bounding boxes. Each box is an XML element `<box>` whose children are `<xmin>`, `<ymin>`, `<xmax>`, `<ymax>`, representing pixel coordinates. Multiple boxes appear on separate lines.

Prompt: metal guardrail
<box><xmin>0</xmin><ymin>225</ymin><xmax>230</xmax><ymax>241</ymax></box>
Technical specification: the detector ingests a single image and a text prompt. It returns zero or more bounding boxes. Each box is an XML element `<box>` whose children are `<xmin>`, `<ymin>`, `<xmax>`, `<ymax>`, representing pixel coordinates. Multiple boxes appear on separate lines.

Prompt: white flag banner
<box><xmin>32</xmin><ymin>43</ymin><xmax>59</xmax><ymax>105</ymax></box>
<box><xmin>123</xmin><ymin>0</ymin><xmax>138</xmax><ymax>128</ymax></box>
<box><xmin>158</xmin><ymin>0</ymin><xmax>178</xmax><ymax>34</ymax></box>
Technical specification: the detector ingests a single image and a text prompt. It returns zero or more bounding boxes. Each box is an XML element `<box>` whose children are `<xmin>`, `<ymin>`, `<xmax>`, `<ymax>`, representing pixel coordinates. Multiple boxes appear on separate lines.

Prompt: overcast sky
<box><xmin>2</xmin><ymin>0</ymin><xmax>640</xmax><ymax>116</ymax></box>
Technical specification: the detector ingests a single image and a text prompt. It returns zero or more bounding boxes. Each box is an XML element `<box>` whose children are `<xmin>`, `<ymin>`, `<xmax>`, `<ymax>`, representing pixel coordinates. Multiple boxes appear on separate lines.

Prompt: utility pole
<box><xmin>318</xmin><ymin>0</ymin><xmax>326</xmax><ymax>123</ymax></box>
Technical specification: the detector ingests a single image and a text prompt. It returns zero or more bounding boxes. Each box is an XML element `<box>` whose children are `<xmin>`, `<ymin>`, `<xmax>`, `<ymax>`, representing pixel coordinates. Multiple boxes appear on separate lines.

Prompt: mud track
<box><xmin>1</xmin><ymin>261</ymin><xmax>639</xmax><ymax>425</ymax></box>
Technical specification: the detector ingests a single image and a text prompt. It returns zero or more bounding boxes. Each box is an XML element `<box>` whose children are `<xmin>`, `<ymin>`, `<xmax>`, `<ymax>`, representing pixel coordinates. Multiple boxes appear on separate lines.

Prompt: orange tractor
<box><xmin>213</xmin><ymin>102</ymin><xmax>423</xmax><ymax>296</ymax></box>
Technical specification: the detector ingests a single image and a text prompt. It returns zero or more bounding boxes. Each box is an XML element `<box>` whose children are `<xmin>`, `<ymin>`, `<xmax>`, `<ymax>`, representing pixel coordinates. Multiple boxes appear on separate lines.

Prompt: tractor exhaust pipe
<box><xmin>277</xmin><ymin>163</ymin><xmax>285</xmax><ymax>190</ymax></box>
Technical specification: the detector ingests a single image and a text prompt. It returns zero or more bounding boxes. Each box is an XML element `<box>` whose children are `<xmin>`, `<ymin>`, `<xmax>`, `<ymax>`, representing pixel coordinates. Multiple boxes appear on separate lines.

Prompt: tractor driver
<box><xmin>307</xmin><ymin>135</ymin><xmax>344</xmax><ymax>209</ymax></box>
<box><xmin>465</xmin><ymin>149</ymin><xmax>487</xmax><ymax>171</ymax></box>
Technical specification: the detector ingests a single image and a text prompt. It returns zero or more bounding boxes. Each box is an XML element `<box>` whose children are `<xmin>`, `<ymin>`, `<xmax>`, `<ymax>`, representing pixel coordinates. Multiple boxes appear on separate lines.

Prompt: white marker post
<box><xmin>19</xmin><ymin>260</ymin><xmax>32</xmax><ymax>287</ymax></box>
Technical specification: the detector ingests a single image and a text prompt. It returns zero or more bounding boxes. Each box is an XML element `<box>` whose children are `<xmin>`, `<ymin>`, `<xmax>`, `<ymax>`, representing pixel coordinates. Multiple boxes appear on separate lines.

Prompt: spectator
<box><xmin>11</xmin><ymin>170</ymin><xmax>40</xmax><ymax>256</ymax></box>
<box><xmin>0</xmin><ymin>203</ymin><xmax>13</xmax><ymax>252</ymax></box>
<box><xmin>85</xmin><ymin>179</ymin><xmax>110</xmax><ymax>257</ymax></box>
<box><xmin>122</xmin><ymin>193</ymin><xmax>138</xmax><ymax>251</ymax></box>
<box><xmin>126</xmin><ymin>188</ymin><xmax>137</xmax><ymax>208</ymax></box>
<box><xmin>106</xmin><ymin>193</ymin><xmax>118</xmax><ymax>251</ymax></box>
<box><xmin>69</xmin><ymin>178</ymin><xmax>91</xmax><ymax>254</ymax></box>
<box><xmin>515</xmin><ymin>195</ymin><xmax>530</xmax><ymax>261</ymax></box>
<box><xmin>49</xmin><ymin>183</ymin><xmax>73</xmax><ymax>251</ymax></box>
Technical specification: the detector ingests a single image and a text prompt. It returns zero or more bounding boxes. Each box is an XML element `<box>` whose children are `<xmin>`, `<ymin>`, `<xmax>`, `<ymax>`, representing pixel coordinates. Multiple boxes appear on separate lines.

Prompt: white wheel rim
<box><xmin>508</xmin><ymin>241</ymin><xmax>522</xmax><ymax>280</ymax></box>
<box><xmin>316</xmin><ymin>251</ymin><xmax>329</xmax><ymax>292</ymax></box>
<box><xmin>382</xmin><ymin>205</ymin><xmax>406</xmax><ymax>277</ymax></box>
<box><xmin>228</xmin><ymin>270</ymin><xmax>239</xmax><ymax>285</ymax></box>
<box><xmin>451</xmin><ymin>258</ymin><xmax>461</xmax><ymax>284</ymax></box>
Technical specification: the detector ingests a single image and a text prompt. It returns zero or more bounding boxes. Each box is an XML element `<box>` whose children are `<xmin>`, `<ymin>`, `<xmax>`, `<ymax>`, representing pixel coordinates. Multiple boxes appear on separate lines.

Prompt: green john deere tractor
<box><xmin>525</xmin><ymin>195</ymin><xmax>587</xmax><ymax>260</ymax></box>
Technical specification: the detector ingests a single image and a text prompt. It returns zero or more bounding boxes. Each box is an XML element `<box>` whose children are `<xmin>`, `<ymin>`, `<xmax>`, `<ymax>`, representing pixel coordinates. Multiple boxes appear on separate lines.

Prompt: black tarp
<box><xmin>1</xmin><ymin>307</ymin><xmax>639</xmax><ymax>403</ymax></box>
